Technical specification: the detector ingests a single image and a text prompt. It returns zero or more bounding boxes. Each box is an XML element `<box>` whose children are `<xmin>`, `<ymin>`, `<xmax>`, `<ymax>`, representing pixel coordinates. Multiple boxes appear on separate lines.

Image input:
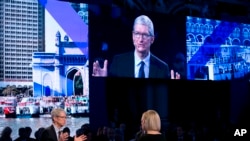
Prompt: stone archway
<box><xmin>66</xmin><ymin>68</ymin><xmax>84</xmax><ymax>97</ymax></box>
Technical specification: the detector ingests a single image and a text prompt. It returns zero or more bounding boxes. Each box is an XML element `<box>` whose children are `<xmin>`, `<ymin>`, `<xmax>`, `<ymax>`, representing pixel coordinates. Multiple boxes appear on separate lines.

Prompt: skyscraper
<box><xmin>0</xmin><ymin>0</ymin><xmax>45</xmax><ymax>87</ymax></box>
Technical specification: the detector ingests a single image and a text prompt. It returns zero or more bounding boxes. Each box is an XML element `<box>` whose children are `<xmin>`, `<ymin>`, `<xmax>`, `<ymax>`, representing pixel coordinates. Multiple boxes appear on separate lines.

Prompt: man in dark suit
<box><xmin>40</xmin><ymin>108</ymin><xmax>66</xmax><ymax>141</ymax></box>
<box><xmin>40</xmin><ymin>108</ymin><xmax>87</xmax><ymax>141</ymax></box>
<box><xmin>92</xmin><ymin>15</ymin><xmax>180</xmax><ymax>79</ymax></box>
<box><xmin>92</xmin><ymin>15</ymin><xmax>180</xmax><ymax>139</ymax></box>
<box><xmin>108</xmin><ymin>52</ymin><xmax>169</xmax><ymax>78</ymax></box>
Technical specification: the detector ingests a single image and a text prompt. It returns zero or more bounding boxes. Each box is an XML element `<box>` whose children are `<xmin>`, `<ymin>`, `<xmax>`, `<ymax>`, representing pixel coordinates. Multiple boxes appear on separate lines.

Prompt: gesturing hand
<box><xmin>92</xmin><ymin>60</ymin><xmax>108</xmax><ymax>77</ymax></box>
<box><xmin>171</xmin><ymin>70</ymin><xmax>181</xmax><ymax>79</ymax></box>
<box><xmin>59</xmin><ymin>131</ymin><xmax>69</xmax><ymax>141</ymax></box>
<box><xmin>74</xmin><ymin>135</ymin><xmax>88</xmax><ymax>141</ymax></box>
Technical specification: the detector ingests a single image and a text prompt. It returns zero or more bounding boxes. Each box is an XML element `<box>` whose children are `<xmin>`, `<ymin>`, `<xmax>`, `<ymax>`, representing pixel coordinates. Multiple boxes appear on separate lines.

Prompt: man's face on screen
<box><xmin>133</xmin><ymin>24</ymin><xmax>154</xmax><ymax>54</ymax></box>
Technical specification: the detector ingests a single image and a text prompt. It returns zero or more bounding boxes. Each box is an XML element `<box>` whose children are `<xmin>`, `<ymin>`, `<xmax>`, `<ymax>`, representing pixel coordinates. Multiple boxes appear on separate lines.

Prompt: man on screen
<box><xmin>92</xmin><ymin>15</ymin><xmax>180</xmax><ymax>79</ymax></box>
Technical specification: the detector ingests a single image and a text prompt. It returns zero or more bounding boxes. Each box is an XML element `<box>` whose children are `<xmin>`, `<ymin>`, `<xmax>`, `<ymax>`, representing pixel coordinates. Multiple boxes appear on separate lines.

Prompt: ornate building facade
<box><xmin>32</xmin><ymin>32</ymin><xmax>89</xmax><ymax>97</ymax></box>
<box><xmin>186</xmin><ymin>16</ymin><xmax>250</xmax><ymax>80</ymax></box>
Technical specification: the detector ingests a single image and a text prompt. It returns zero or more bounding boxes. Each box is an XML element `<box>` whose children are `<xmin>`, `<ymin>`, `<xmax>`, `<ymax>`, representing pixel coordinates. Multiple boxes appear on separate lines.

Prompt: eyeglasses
<box><xmin>57</xmin><ymin>116</ymin><xmax>67</xmax><ymax>119</ymax></box>
<box><xmin>133</xmin><ymin>31</ymin><xmax>152</xmax><ymax>39</ymax></box>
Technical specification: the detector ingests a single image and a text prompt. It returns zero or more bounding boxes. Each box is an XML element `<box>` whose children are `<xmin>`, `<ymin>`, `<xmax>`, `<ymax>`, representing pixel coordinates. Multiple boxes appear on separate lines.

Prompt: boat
<box><xmin>39</xmin><ymin>96</ymin><xmax>64</xmax><ymax>117</ymax></box>
<box><xmin>64</xmin><ymin>97</ymin><xmax>77</xmax><ymax>116</ymax></box>
<box><xmin>3</xmin><ymin>97</ymin><xmax>17</xmax><ymax>118</ymax></box>
<box><xmin>65</xmin><ymin>96</ymin><xmax>89</xmax><ymax>117</ymax></box>
<box><xmin>0</xmin><ymin>97</ymin><xmax>6</xmax><ymax>117</ymax></box>
<box><xmin>74</xmin><ymin>101</ymin><xmax>89</xmax><ymax>117</ymax></box>
<box><xmin>16</xmin><ymin>97</ymin><xmax>40</xmax><ymax>118</ymax></box>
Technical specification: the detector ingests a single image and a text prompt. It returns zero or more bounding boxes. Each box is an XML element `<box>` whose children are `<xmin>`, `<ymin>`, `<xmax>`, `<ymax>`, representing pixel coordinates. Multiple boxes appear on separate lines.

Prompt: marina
<box><xmin>0</xmin><ymin>96</ymin><xmax>89</xmax><ymax>118</ymax></box>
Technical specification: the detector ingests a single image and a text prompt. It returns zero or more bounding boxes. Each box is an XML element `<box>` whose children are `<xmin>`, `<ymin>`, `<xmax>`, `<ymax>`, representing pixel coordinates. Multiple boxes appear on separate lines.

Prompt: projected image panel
<box><xmin>89</xmin><ymin>5</ymin><xmax>187</xmax><ymax>80</ymax></box>
<box><xmin>186</xmin><ymin>16</ymin><xmax>250</xmax><ymax>81</ymax></box>
<box><xmin>0</xmin><ymin>0</ymin><xmax>89</xmax><ymax>139</ymax></box>
<box><xmin>32</xmin><ymin>0</ymin><xmax>89</xmax><ymax>118</ymax></box>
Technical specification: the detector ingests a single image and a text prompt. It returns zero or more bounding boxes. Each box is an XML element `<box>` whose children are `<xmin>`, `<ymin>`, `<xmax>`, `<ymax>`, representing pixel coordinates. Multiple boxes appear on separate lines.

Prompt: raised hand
<box><xmin>74</xmin><ymin>135</ymin><xmax>88</xmax><ymax>141</ymax></box>
<box><xmin>59</xmin><ymin>131</ymin><xmax>69</xmax><ymax>141</ymax></box>
<box><xmin>171</xmin><ymin>70</ymin><xmax>181</xmax><ymax>79</ymax></box>
<box><xmin>92</xmin><ymin>59</ymin><xmax>108</xmax><ymax>77</ymax></box>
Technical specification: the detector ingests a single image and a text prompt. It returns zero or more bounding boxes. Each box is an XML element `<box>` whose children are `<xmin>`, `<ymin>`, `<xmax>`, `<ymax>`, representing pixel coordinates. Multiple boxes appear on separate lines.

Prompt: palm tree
<box><xmin>1</xmin><ymin>85</ymin><xmax>19</xmax><ymax>96</ymax></box>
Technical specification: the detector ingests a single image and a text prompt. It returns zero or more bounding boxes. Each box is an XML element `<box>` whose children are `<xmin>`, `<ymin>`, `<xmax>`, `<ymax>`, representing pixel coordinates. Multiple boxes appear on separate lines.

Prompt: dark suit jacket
<box><xmin>109</xmin><ymin>52</ymin><xmax>170</xmax><ymax>78</ymax></box>
<box><xmin>40</xmin><ymin>125</ymin><xmax>58</xmax><ymax>141</ymax></box>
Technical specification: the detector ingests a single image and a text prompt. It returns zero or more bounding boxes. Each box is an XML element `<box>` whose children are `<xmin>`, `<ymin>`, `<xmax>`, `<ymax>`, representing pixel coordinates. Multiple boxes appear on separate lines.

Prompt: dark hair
<box><xmin>34</xmin><ymin>127</ymin><xmax>45</xmax><ymax>141</ymax></box>
<box><xmin>81</xmin><ymin>123</ymin><xmax>90</xmax><ymax>131</ymax></box>
<box><xmin>0</xmin><ymin>126</ymin><xmax>12</xmax><ymax>140</ymax></box>
<box><xmin>25</xmin><ymin>126</ymin><xmax>32</xmax><ymax>136</ymax></box>
<box><xmin>76</xmin><ymin>123</ymin><xmax>91</xmax><ymax>137</ymax></box>
<box><xmin>63</xmin><ymin>127</ymin><xmax>71</xmax><ymax>134</ymax></box>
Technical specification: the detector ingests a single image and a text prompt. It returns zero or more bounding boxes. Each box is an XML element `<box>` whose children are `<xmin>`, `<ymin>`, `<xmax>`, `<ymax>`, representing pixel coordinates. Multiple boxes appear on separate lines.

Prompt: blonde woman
<box><xmin>137</xmin><ymin>110</ymin><xmax>166</xmax><ymax>141</ymax></box>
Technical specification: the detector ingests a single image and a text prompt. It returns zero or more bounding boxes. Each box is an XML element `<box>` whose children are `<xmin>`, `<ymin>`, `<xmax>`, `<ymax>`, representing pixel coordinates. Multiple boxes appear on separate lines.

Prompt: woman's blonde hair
<box><xmin>141</xmin><ymin>109</ymin><xmax>161</xmax><ymax>131</ymax></box>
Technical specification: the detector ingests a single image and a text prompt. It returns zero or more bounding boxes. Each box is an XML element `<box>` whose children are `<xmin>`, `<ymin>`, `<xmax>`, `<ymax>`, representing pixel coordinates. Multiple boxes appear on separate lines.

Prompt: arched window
<box><xmin>205</xmin><ymin>24</ymin><xmax>209</xmax><ymax>34</ymax></box>
<box><xmin>195</xmin><ymin>23</ymin><xmax>200</xmax><ymax>33</ymax></box>
<box><xmin>243</xmin><ymin>40</ymin><xmax>250</xmax><ymax>47</ymax></box>
<box><xmin>191</xmin><ymin>23</ymin><xmax>195</xmax><ymax>32</ymax></box>
<box><xmin>232</xmin><ymin>39</ymin><xmax>240</xmax><ymax>46</ymax></box>
<box><xmin>196</xmin><ymin>34</ymin><xmax>203</xmax><ymax>43</ymax></box>
<box><xmin>209</xmin><ymin>25</ymin><xmax>213</xmax><ymax>34</ymax></box>
<box><xmin>233</xmin><ymin>28</ymin><xmax>240</xmax><ymax>38</ymax></box>
<box><xmin>186</xmin><ymin>34</ymin><xmax>196</xmax><ymax>42</ymax></box>
<box><xmin>186</xmin><ymin>22</ymin><xmax>191</xmax><ymax>32</ymax></box>
<box><xmin>200</xmin><ymin>24</ymin><xmax>204</xmax><ymax>33</ymax></box>
<box><xmin>243</xmin><ymin>28</ymin><xmax>249</xmax><ymax>38</ymax></box>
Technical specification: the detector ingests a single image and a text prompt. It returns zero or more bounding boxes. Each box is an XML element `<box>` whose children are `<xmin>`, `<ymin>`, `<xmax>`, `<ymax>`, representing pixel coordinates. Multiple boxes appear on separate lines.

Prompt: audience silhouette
<box><xmin>0</xmin><ymin>126</ymin><xmax>13</xmax><ymax>141</ymax></box>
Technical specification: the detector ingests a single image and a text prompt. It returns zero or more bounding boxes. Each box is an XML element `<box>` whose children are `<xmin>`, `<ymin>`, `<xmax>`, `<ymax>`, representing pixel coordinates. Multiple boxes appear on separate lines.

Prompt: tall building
<box><xmin>0</xmin><ymin>0</ymin><xmax>45</xmax><ymax>87</ymax></box>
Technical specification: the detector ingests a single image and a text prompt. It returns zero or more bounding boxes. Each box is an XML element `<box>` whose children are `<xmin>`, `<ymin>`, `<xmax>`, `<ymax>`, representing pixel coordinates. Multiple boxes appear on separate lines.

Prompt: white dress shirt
<box><xmin>134</xmin><ymin>51</ymin><xmax>150</xmax><ymax>78</ymax></box>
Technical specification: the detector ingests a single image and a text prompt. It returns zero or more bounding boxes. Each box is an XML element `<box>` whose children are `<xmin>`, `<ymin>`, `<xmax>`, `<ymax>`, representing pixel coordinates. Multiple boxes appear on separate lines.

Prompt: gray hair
<box><xmin>51</xmin><ymin>108</ymin><xmax>65</xmax><ymax>121</ymax></box>
<box><xmin>133</xmin><ymin>15</ymin><xmax>154</xmax><ymax>36</ymax></box>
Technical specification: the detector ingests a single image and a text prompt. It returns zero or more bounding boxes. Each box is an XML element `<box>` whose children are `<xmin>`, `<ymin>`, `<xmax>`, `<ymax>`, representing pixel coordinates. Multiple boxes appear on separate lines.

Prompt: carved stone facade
<box><xmin>32</xmin><ymin>32</ymin><xmax>89</xmax><ymax>97</ymax></box>
<box><xmin>186</xmin><ymin>16</ymin><xmax>250</xmax><ymax>80</ymax></box>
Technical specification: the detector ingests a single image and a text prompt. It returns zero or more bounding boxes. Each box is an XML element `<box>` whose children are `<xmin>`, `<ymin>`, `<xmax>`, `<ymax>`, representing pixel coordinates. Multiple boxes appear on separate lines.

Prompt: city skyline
<box><xmin>0</xmin><ymin>0</ymin><xmax>88</xmax><ymax>88</ymax></box>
